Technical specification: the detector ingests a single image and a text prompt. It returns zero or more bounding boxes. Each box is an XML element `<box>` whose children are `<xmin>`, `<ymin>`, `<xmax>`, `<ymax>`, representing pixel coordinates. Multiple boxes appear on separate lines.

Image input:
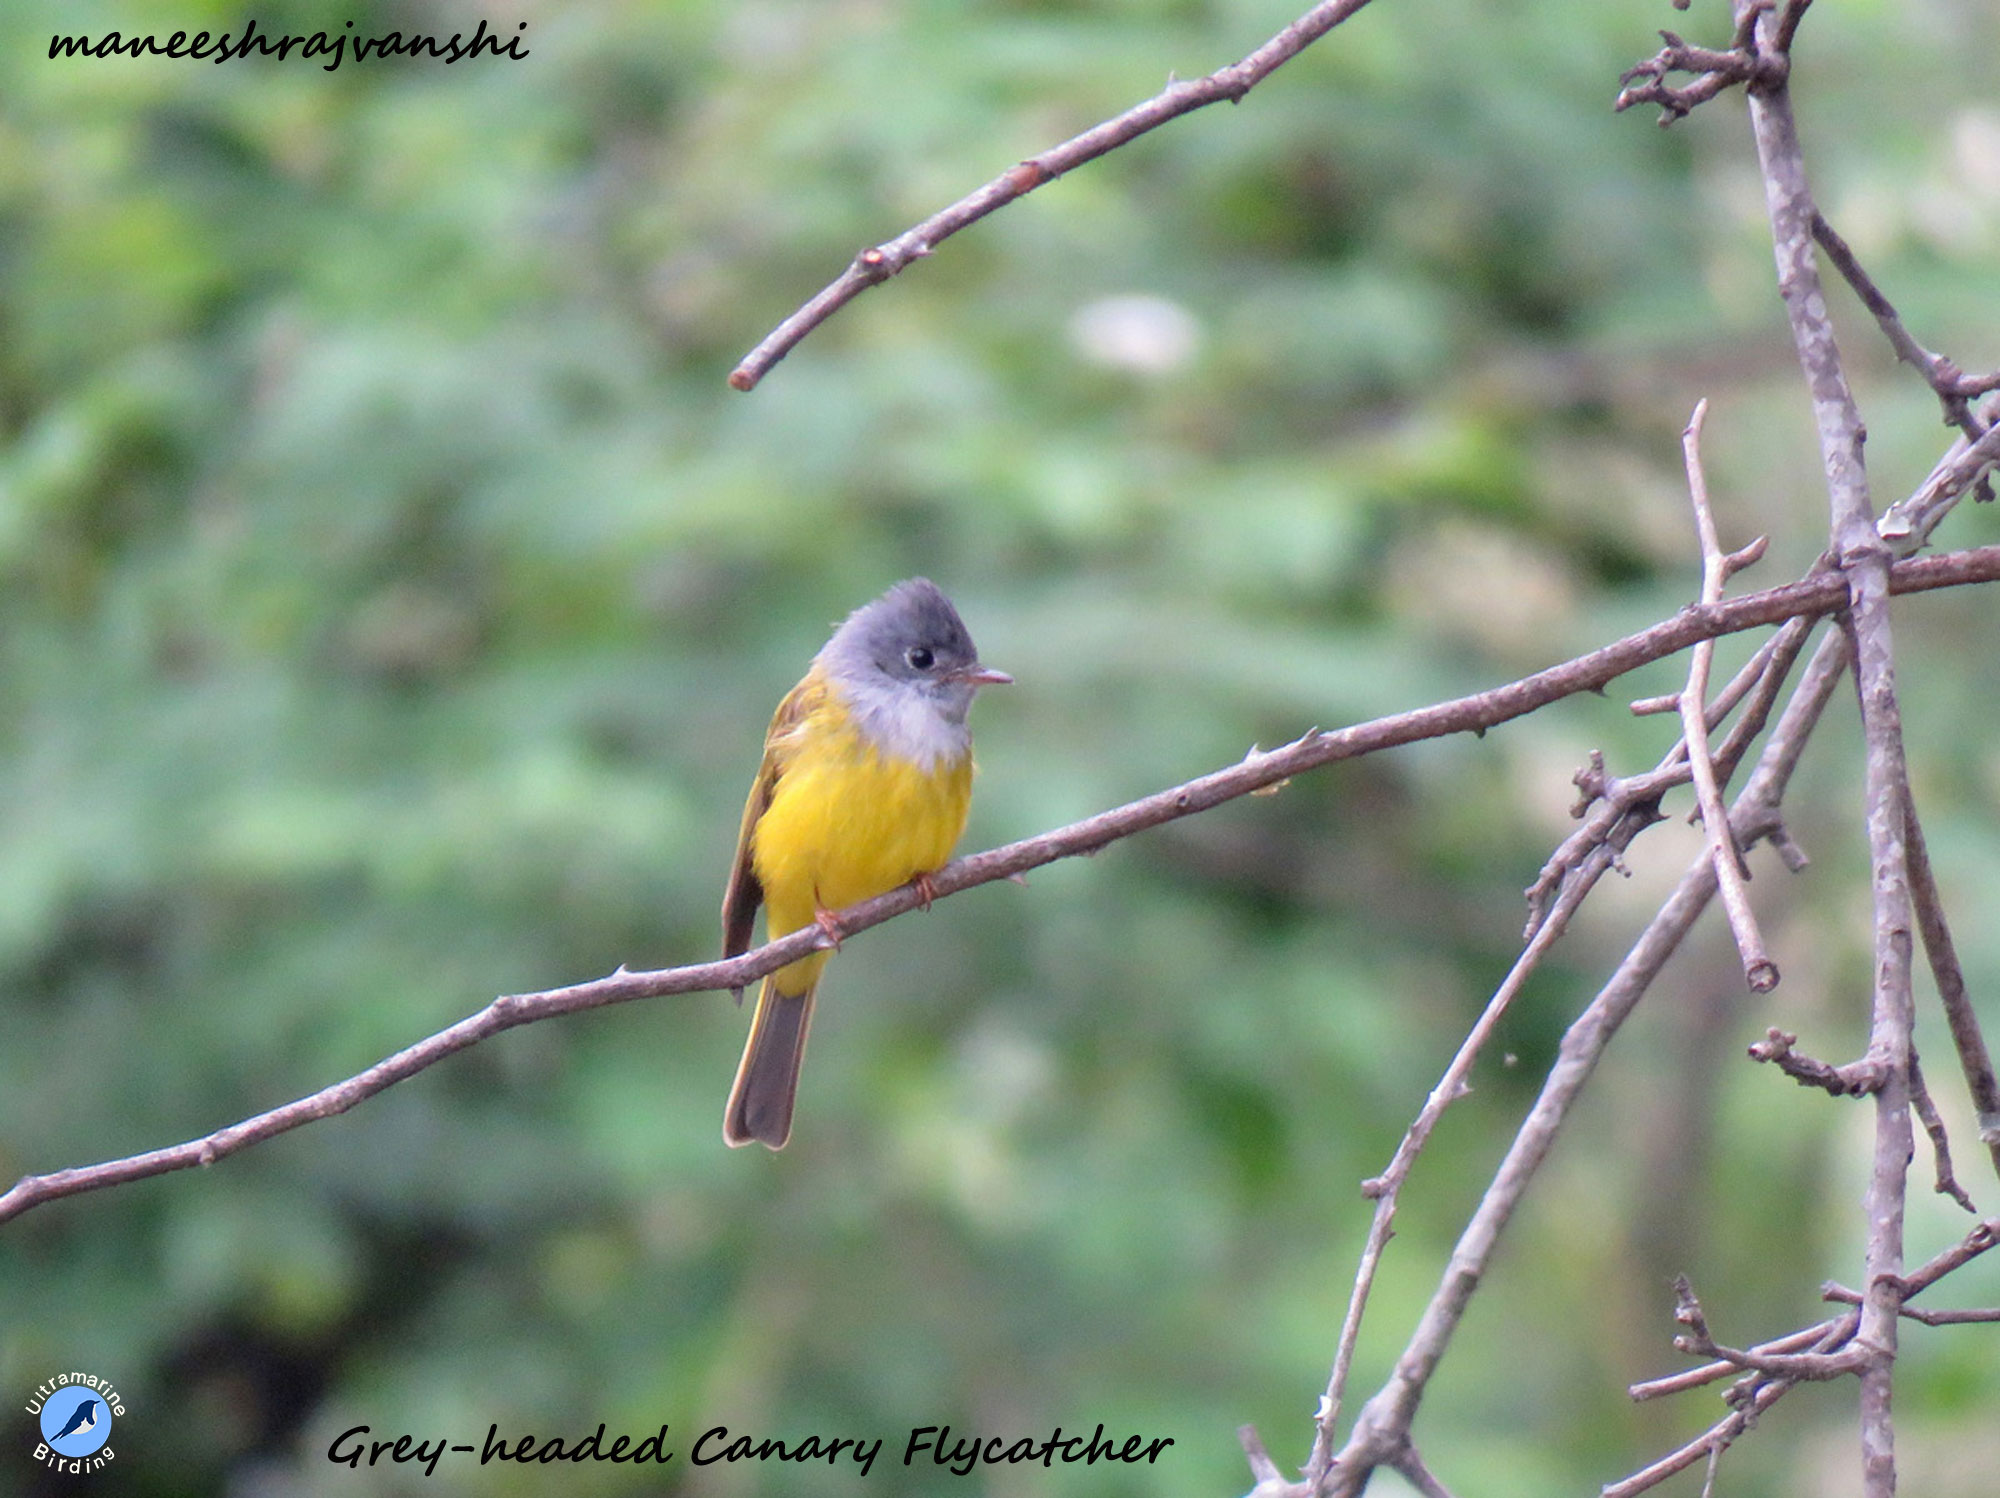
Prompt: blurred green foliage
<box><xmin>4</xmin><ymin>0</ymin><xmax>2000</xmax><ymax>1494</ymax></box>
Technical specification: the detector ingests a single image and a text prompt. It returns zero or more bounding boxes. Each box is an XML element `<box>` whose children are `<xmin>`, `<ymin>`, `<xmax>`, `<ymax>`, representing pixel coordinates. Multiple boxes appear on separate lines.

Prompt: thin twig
<box><xmin>1390</xmin><ymin>1446</ymin><xmax>1461</xmax><ymax>1498</ymax></box>
<box><xmin>1773</xmin><ymin>0</ymin><xmax>1813</xmax><ymax>56</ymax></box>
<box><xmin>1671</xmin><ymin>1274</ymin><xmax>1867</xmax><ymax>1380</ymax></box>
<box><xmin>1877</xmin><ymin>396</ymin><xmax>2000</xmax><ymax>553</ymax></box>
<box><xmin>1605</xmin><ymin>1344</ymin><xmax>1828</xmax><ymax>1498</ymax></box>
<box><xmin>1902</xmin><ymin>787</ymin><xmax>2000</xmax><ymax>1187</ymax></box>
<box><xmin>1307</xmin><ymin>813</ymin><xmax>1634</xmax><ymax>1481</ymax></box>
<box><xmin>1629</xmin><ymin>1320</ymin><xmax>1837</xmax><ymax>1402</ymax></box>
<box><xmin>1889</xmin><ymin>1306</ymin><xmax>2000</xmax><ymax>1326</ymax></box>
<box><xmin>1908</xmin><ymin>1053</ymin><xmax>1978</xmax><ymax>1213</ymax></box>
<box><xmin>1812</xmin><ymin>211</ymin><xmax>2000</xmax><ymax>443</ymax></box>
<box><xmin>1674</xmin><ymin>398</ymin><xmax>1778</xmax><ymax>991</ymax></box>
<box><xmin>1239</xmin><ymin>1425</ymin><xmax>1289</xmax><ymax>1496</ymax></box>
<box><xmin>1698</xmin><ymin>1446</ymin><xmax>1723</xmax><ymax>1498</ymax></box>
<box><xmin>1841</xmin><ymin>1216</ymin><xmax>2000</xmax><ymax>1300</ymax></box>
<box><xmin>728</xmin><ymin>0</ymin><xmax>1381</xmax><ymax>390</ymax></box>
<box><xmin>1748</xmin><ymin>1027</ymin><xmax>1884</xmax><ymax>1097</ymax></box>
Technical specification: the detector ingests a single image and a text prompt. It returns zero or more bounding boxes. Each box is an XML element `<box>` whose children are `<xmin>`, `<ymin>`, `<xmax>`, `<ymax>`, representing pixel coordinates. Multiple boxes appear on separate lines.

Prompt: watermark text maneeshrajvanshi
<box><xmin>50</xmin><ymin>18</ymin><xmax>529</xmax><ymax>72</ymax></box>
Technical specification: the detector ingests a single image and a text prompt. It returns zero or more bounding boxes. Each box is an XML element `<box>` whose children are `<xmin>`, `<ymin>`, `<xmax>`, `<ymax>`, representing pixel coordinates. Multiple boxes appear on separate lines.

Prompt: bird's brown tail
<box><xmin>723</xmin><ymin>978</ymin><xmax>816</xmax><ymax>1149</ymax></box>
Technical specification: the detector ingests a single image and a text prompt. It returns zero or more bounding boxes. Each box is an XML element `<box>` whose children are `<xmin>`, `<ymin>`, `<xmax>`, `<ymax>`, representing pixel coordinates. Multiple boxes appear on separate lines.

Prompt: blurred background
<box><xmin>4</xmin><ymin>0</ymin><xmax>2000</xmax><ymax>1493</ymax></box>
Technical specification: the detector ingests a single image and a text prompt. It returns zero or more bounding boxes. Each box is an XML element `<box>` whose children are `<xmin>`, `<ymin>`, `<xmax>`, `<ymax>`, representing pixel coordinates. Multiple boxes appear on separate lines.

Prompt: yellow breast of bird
<box><xmin>752</xmin><ymin>687</ymin><xmax>974</xmax><ymax>950</ymax></box>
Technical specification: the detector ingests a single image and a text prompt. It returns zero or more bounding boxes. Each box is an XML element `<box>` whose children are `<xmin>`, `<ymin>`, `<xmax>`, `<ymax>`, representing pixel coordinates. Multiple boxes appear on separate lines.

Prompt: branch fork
<box><xmin>1613</xmin><ymin>5</ymin><xmax>1788</xmax><ymax>125</ymax></box>
<box><xmin>1671</xmin><ymin>1275</ymin><xmax>1870</xmax><ymax>1382</ymax></box>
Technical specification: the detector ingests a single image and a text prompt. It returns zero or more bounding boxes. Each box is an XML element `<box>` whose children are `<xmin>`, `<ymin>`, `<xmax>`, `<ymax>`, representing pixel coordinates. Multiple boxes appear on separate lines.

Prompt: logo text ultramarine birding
<box><xmin>25</xmin><ymin>1371</ymin><xmax>126</xmax><ymax>1475</ymax></box>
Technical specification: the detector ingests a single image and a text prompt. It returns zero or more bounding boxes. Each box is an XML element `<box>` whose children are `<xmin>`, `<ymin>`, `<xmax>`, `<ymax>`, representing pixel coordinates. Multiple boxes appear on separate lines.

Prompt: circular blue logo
<box><xmin>41</xmin><ymin>1388</ymin><xmax>112</xmax><ymax>1457</ymax></box>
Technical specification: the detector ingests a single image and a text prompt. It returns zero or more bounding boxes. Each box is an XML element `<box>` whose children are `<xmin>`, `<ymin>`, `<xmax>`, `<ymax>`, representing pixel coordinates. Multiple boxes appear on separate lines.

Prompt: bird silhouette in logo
<box><xmin>53</xmin><ymin>1398</ymin><xmax>101</xmax><ymax>1442</ymax></box>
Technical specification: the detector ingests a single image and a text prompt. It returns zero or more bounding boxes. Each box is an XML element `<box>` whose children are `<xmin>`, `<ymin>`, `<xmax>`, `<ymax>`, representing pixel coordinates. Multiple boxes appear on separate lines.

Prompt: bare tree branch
<box><xmin>1592</xmin><ymin>21</ymin><xmax>2000</xmax><ymax>1478</ymax></box>
<box><xmin>1772</xmin><ymin>0</ymin><xmax>1815</xmax><ymax>56</ymax></box>
<box><xmin>1280</xmin><ymin>278</ymin><xmax>2000</xmax><ymax>1488</ymax></box>
<box><xmin>1606</xmin><ymin>1346</ymin><xmax>1824</xmax><ymax>1498</ymax></box>
<box><xmin>10</xmin><ymin>547</ymin><xmax>2000</xmax><ymax>1230</ymax></box>
<box><xmin>1309</xmin><ymin>624</ymin><xmax>1855</xmax><ymax>1498</ymax></box>
<box><xmin>1240</xmin><ymin>1424</ymin><xmax>1291</xmax><ymax>1498</ymax></box>
<box><xmin>1304</xmin><ymin>453</ymin><xmax>1807</xmax><ymax>1483</ymax></box>
<box><xmin>1822</xmin><ymin>1281</ymin><xmax>2000</xmax><ymax>1326</ymax></box>
<box><xmin>1615</xmin><ymin>1216</ymin><xmax>2000</xmax><ymax>1497</ymax></box>
<box><xmin>727</xmin><ymin>0</ymin><xmax>1380</xmax><ymax>389</ymax></box>
<box><xmin>1304</xmin><ymin>768</ymin><xmax>1638</xmax><ymax>1484</ymax></box>
<box><xmin>1884</xmin><ymin>1306</ymin><xmax>2000</xmax><ymax>1327</ymax></box>
<box><xmin>1739</xmin><ymin>4</ymin><xmax>1916</xmax><ymax>1487</ymax></box>
<box><xmin>1633</xmin><ymin>1219</ymin><xmax>2000</xmax><ymax>1405</ymax></box>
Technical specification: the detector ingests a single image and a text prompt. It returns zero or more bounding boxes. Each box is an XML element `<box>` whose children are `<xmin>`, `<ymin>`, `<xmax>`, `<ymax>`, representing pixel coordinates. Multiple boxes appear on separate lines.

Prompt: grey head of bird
<box><xmin>816</xmin><ymin>578</ymin><xmax>1012</xmax><ymax>767</ymax></box>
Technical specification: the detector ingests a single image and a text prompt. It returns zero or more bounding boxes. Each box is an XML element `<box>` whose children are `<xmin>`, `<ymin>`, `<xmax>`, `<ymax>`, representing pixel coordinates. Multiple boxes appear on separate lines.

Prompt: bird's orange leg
<box><xmin>812</xmin><ymin>904</ymin><xmax>845</xmax><ymax>949</ymax></box>
<box><xmin>912</xmin><ymin>871</ymin><xmax>939</xmax><ymax>911</ymax></box>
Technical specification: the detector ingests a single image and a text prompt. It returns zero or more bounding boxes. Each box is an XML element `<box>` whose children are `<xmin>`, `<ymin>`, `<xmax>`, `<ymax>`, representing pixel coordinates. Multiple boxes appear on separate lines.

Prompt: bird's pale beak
<box><xmin>959</xmin><ymin>666</ymin><xmax>1014</xmax><ymax>686</ymax></box>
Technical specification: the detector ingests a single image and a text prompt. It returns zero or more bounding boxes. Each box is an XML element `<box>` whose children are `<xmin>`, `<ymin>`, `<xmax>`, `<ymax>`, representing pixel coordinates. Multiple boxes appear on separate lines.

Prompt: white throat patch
<box><xmin>828</xmin><ymin>668</ymin><xmax>973</xmax><ymax>772</ymax></box>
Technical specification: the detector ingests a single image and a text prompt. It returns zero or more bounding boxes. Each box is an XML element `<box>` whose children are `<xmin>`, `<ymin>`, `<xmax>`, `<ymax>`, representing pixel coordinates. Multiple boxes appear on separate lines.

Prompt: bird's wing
<box><xmin>720</xmin><ymin>674</ymin><xmax>822</xmax><ymax>967</ymax></box>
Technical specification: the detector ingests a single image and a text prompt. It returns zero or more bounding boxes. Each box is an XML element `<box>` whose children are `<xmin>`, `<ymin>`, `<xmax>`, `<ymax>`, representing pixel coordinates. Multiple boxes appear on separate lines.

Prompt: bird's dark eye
<box><xmin>906</xmin><ymin>645</ymin><xmax>935</xmax><ymax>671</ymax></box>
